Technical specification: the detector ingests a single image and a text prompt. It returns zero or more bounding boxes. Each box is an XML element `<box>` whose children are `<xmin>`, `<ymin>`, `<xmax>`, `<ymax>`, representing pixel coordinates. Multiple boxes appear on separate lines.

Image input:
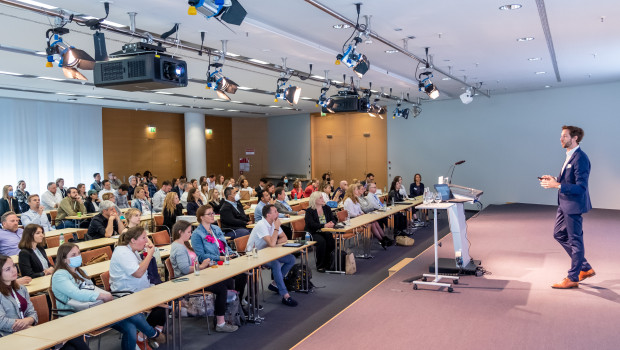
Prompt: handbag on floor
<box><xmin>187</xmin><ymin>294</ymin><xmax>214</xmax><ymax>317</ymax></box>
<box><xmin>396</xmin><ymin>236</ymin><xmax>415</xmax><ymax>246</ymax></box>
<box><xmin>345</xmin><ymin>252</ymin><xmax>356</xmax><ymax>275</ymax></box>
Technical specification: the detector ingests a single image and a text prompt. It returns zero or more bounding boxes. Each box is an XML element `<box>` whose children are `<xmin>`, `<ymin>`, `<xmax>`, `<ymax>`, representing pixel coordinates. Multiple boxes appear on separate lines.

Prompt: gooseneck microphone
<box><xmin>447</xmin><ymin>160</ymin><xmax>467</xmax><ymax>184</ymax></box>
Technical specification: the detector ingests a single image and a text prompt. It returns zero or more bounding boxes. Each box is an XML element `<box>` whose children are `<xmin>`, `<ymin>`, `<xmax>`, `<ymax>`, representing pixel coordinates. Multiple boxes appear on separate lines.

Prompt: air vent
<box><xmin>127</xmin><ymin>59</ymin><xmax>146</xmax><ymax>78</ymax></box>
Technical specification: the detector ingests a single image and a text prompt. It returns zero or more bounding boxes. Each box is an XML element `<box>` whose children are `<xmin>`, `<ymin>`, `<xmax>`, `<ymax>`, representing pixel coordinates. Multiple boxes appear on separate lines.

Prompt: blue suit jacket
<box><xmin>557</xmin><ymin>147</ymin><xmax>591</xmax><ymax>214</ymax></box>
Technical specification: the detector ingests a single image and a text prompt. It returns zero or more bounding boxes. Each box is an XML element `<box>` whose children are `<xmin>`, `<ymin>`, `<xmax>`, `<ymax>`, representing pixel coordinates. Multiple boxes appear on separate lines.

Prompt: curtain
<box><xmin>0</xmin><ymin>97</ymin><xmax>104</xmax><ymax>196</ymax></box>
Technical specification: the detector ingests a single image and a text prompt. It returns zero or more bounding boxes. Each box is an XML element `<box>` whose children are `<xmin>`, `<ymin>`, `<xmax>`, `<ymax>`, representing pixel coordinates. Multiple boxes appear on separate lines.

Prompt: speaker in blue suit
<box><xmin>540</xmin><ymin>125</ymin><xmax>595</xmax><ymax>289</ymax></box>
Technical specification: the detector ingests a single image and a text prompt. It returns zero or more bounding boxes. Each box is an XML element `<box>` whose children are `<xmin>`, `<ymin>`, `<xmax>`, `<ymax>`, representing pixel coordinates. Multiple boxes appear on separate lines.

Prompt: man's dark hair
<box><xmin>274</xmin><ymin>187</ymin><xmax>285</xmax><ymax>197</ymax></box>
<box><xmin>162</xmin><ymin>180</ymin><xmax>171</xmax><ymax>187</ymax></box>
<box><xmin>93</xmin><ymin>173</ymin><xmax>100</xmax><ymax>178</ymax></box>
<box><xmin>102</xmin><ymin>179</ymin><xmax>110</xmax><ymax>185</ymax></box>
<box><xmin>562</xmin><ymin>125</ymin><xmax>585</xmax><ymax>144</ymax></box>
<box><xmin>118</xmin><ymin>184</ymin><xmax>129</xmax><ymax>192</ymax></box>
<box><xmin>224</xmin><ymin>187</ymin><xmax>234</xmax><ymax>199</ymax></box>
<box><xmin>262</xmin><ymin>204</ymin><xmax>276</xmax><ymax>218</ymax></box>
<box><xmin>259</xmin><ymin>178</ymin><xmax>268</xmax><ymax>184</ymax></box>
<box><xmin>366</xmin><ymin>173</ymin><xmax>374</xmax><ymax>178</ymax></box>
<box><xmin>67</xmin><ymin>187</ymin><xmax>77</xmax><ymax>195</ymax></box>
<box><xmin>265</xmin><ymin>182</ymin><xmax>274</xmax><ymax>189</ymax></box>
<box><xmin>321</xmin><ymin>172</ymin><xmax>330</xmax><ymax>180</ymax></box>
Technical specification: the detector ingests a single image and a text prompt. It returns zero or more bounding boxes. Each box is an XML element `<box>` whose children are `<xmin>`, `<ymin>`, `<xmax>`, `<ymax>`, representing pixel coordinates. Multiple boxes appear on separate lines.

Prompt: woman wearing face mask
<box><xmin>276</xmin><ymin>176</ymin><xmax>289</xmax><ymax>191</ymax></box>
<box><xmin>0</xmin><ymin>185</ymin><xmax>21</xmax><ymax>217</ymax></box>
<box><xmin>51</xmin><ymin>243</ymin><xmax>165</xmax><ymax>350</ymax></box>
<box><xmin>110</xmin><ymin>226</ymin><xmax>167</xmax><ymax>338</ymax></box>
<box><xmin>18</xmin><ymin>224</ymin><xmax>55</xmax><ymax>278</ymax></box>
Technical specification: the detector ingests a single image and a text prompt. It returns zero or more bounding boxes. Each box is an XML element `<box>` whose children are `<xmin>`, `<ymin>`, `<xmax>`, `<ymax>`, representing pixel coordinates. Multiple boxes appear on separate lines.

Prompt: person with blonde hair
<box><xmin>344</xmin><ymin>184</ymin><xmax>392</xmax><ymax>249</ymax></box>
<box><xmin>0</xmin><ymin>185</ymin><xmax>20</xmax><ymax>217</ymax></box>
<box><xmin>304</xmin><ymin>191</ymin><xmax>337</xmax><ymax>272</ymax></box>
<box><xmin>163</xmin><ymin>192</ymin><xmax>183</xmax><ymax>229</ymax></box>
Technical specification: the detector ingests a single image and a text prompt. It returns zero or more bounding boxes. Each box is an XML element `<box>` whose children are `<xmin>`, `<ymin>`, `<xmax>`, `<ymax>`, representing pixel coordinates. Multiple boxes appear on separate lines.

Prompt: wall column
<box><xmin>184</xmin><ymin>112</ymin><xmax>206</xmax><ymax>179</ymax></box>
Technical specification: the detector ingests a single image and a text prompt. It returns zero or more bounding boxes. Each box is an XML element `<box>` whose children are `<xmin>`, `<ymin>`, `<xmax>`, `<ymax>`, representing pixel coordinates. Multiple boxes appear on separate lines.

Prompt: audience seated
<box><xmin>115</xmin><ymin>184</ymin><xmax>130</xmax><ymax>209</ymax></box>
<box><xmin>186</xmin><ymin>188</ymin><xmax>204</xmax><ymax>216</ymax></box>
<box><xmin>56</xmin><ymin>178</ymin><xmax>67</xmax><ymax>198</ymax></box>
<box><xmin>15</xmin><ymin>180</ymin><xmax>30</xmax><ymax>213</ymax></box>
<box><xmin>86</xmin><ymin>200</ymin><xmax>125</xmax><ymax>240</ymax></box>
<box><xmin>172</xmin><ymin>179</ymin><xmax>187</xmax><ymax>199</ymax></box>
<box><xmin>276</xmin><ymin>175</ymin><xmax>289</xmax><ymax>190</ymax></box>
<box><xmin>55</xmin><ymin>188</ymin><xmax>87</xmax><ymax>229</ymax></box>
<box><xmin>0</xmin><ymin>212</ymin><xmax>24</xmax><ymax>256</ymax></box>
<box><xmin>395</xmin><ymin>175</ymin><xmax>408</xmax><ymax>199</ymax></box>
<box><xmin>344</xmin><ymin>184</ymin><xmax>391</xmax><ymax>249</ymax></box>
<box><xmin>180</xmin><ymin>182</ymin><xmax>194</xmax><ymax>209</ymax></box>
<box><xmin>333</xmin><ymin>180</ymin><xmax>348</xmax><ymax>202</ymax></box>
<box><xmin>236</xmin><ymin>178</ymin><xmax>254</xmax><ymax>201</ymax></box>
<box><xmin>41</xmin><ymin>182</ymin><xmax>62</xmax><ymax>210</ymax></box>
<box><xmin>84</xmin><ymin>190</ymin><xmax>100</xmax><ymax>213</ymax></box>
<box><xmin>122</xmin><ymin>208</ymin><xmax>142</xmax><ymax>233</ymax></box>
<box><xmin>190</xmin><ymin>205</ymin><xmax>247</xmax><ymax>302</ymax></box>
<box><xmin>254</xmin><ymin>190</ymin><xmax>273</xmax><ymax>222</ymax></box>
<box><xmin>246</xmin><ymin>204</ymin><xmax>298</xmax><ymax>307</ymax></box>
<box><xmin>152</xmin><ymin>180</ymin><xmax>171</xmax><ymax>213</ymax></box>
<box><xmin>199</xmin><ymin>182</ymin><xmax>209</xmax><ymax>204</ymax></box>
<box><xmin>360</xmin><ymin>173</ymin><xmax>375</xmax><ymax>188</ymax></box>
<box><xmin>219</xmin><ymin>187</ymin><xmax>251</xmax><ymax>238</ymax></box>
<box><xmin>290</xmin><ymin>179</ymin><xmax>305</xmax><ymax>200</ymax></box>
<box><xmin>76</xmin><ymin>183</ymin><xmax>87</xmax><ymax>202</ymax></box>
<box><xmin>0</xmin><ymin>255</ymin><xmax>38</xmax><ymax>337</ymax></box>
<box><xmin>208</xmin><ymin>188</ymin><xmax>222</xmax><ymax>214</ymax></box>
<box><xmin>410</xmin><ymin>173</ymin><xmax>428</xmax><ymax>223</ymax></box>
<box><xmin>304</xmin><ymin>179</ymin><xmax>318</xmax><ymax>198</ymax></box>
<box><xmin>98</xmin><ymin>180</ymin><xmax>114</xmax><ymax>197</ymax></box>
<box><xmin>254</xmin><ymin>178</ymin><xmax>267</xmax><ymax>195</ymax></box>
<box><xmin>304</xmin><ymin>192</ymin><xmax>337</xmax><ymax>273</ymax></box>
<box><xmin>100</xmin><ymin>193</ymin><xmax>122</xmax><ymax>216</ymax></box>
<box><xmin>52</xmin><ymin>243</ymin><xmax>164</xmax><ymax>350</ymax></box>
<box><xmin>163</xmin><ymin>192</ymin><xmax>183</xmax><ymax>230</ymax></box>
<box><xmin>274</xmin><ymin>187</ymin><xmax>305</xmax><ymax>217</ymax></box>
<box><xmin>109</xmin><ymin>226</ymin><xmax>167</xmax><ymax>344</ymax></box>
<box><xmin>127</xmin><ymin>175</ymin><xmax>137</xmax><ymax>200</ymax></box>
<box><xmin>90</xmin><ymin>172</ymin><xmax>103</xmax><ymax>192</ymax></box>
<box><xmin>214</xmin><ymin>174</ymin><xmax>225</xmax><ymax>195</ymax></box>
<box><xmin>0</xmin><ymin>185</ymin><xmax>21</xmax><ymax>217</ymax></box>
<box><xmin>388</xmin><ymin>178</ymin><xmax>408</xmax><ymax>235</ymax></box>
<box><xmin>147</xmin><ymin>176</ymin><xmax>158</xmax><ymax>198</ymax></box>
<box><xmin>364</xmin><ymin>182</ymin><xmax>389</xmax><ymax>230</ymax></box>
<box><xmin>131</xmin><ymin>187</ymin><xmax>152</xmax><ymax>214</ymax></box>
<box><xmin>20</xmin><ymin>195</ymin><xmax>54</xmax><ymax>232</ymax></box>
<box><xmin>108</xmin><ymin>172</ymin><xmax>122</xmax><ymax>190</ymax></box>
<box><xmin>17</xmin><ymin>224</ymin><xmax>54</xmax><ymax>278</ymax></box>
<box><xmin>169</xmin><ymin>221</ymin><xmax>238</xmax><ymax>332</ymax></box>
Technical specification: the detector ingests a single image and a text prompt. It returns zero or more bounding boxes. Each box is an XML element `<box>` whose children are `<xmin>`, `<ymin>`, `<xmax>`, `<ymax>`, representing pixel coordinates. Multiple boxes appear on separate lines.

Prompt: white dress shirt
<box><xmin>41</xmin><ymin>190</ymin><xmax>62</xmax><ymax>210</ymax></box>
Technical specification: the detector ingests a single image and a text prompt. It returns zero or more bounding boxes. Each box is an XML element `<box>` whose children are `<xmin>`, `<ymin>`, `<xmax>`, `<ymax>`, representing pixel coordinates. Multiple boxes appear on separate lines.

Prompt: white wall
<box><xmin>0</xmin><ymin>98</ymin><xmax>103</xmax><ymax>196</ymax></box>
<box><xmin>387</xmin><ymin>81</ymin><xmax>620</xmax><ymax>210</ymax></box>
<box><xmin>267</xmin><ymin>113</ymin><xmax>311</xmax><ymax>178</ymax></box>
<box><xmin>184</xmin><ymin>112</ymin><xmax>207</xmax><ymax>180</ymax></box>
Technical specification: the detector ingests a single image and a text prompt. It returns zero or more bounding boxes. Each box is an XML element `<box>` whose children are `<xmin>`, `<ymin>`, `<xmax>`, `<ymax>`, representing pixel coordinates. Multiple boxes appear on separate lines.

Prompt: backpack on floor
<box><xmin>224</xmin><ymin>290</ymin><xmax>245</xmax><ymax>327</ymax></box>
<box><xmin>284</xmin><ymin>263</ymin><xmax>313</xmax><ymax>292</ymax></box>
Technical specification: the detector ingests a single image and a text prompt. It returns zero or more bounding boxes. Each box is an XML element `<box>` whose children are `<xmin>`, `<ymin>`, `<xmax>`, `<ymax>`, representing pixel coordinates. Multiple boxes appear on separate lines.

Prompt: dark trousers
<box><xmin>553</xmin><ymin>207</ymin><xmax>592</xmax><ymax>282</ymax></box>
<box><xmin>205</xmin><ymin>279</ymin><xmax>234</xmax><ymax>316</ymax></box>
<box><xmin>224</xmin><ymin>228</ymin><xmax>250</xmax><ymax>239</ymax></box>
<box><xmin>281</xmin><ymin>225</ymin><xmax>293</xmax><ymax>240</ymax></box>
<box><xmin>146</xmin><ymin>306</ymin><xmax>167</xmax><ymax>328</ymax></box>
<box><xmin>312</xmin><ymin>231</ymin><xmax>335</xmax><ymax>270</ymax></box>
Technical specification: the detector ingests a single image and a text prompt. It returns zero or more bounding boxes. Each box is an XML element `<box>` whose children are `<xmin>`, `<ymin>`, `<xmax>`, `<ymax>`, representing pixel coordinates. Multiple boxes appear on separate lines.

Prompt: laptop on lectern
<box><xmin>434</xmin><ymin>184</ymin><xmax>470</xmax><ymax>203</ymax></box>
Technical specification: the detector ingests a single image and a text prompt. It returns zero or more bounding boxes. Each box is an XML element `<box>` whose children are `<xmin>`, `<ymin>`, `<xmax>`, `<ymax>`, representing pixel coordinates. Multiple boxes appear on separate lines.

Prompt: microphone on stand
<box><xmin>447</xmin><ymin>160</ymin><xmax>466</xmax><ymax>184</ymax></box>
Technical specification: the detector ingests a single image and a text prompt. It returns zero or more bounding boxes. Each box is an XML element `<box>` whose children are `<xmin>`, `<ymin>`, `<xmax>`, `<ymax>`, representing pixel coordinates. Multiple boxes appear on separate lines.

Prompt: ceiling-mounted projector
<box><xmin>94</xmin><ymin>42</ymin><xmax>188</xmax><ymax>91</ymax></box>
<box><xmin>460</xmin><ymin>88</ymin><xmax>473</xmax><ymax>104</ymax></box>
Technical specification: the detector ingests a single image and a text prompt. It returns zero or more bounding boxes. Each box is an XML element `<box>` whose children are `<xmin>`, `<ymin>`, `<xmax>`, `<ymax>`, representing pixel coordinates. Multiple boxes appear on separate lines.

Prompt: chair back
<box><xmin>151</xmin><ymin>230</ymin><xmax>171</xmax><ymax>246</ymax></box>
<box><xmin>46</xmin><ymin>233</ymin><xmax>74</xmax><ymax>248</ymax></box>
<box><xmin>164</xmin><ymin>258</ymin><xmax>175</xmax><ymax>280</ymax></box>
<box><xmin>30</xmin><ymin>294</ymin><xmax>50</xmax><ymax>324</ymax></box>
<box><xmin>49</xmin><ymin>210</ymin><xmax>57</xmax><ymax>226</ymax></box>
<box><xmin>81</xmin><ymin>246</ymin><xmax>113</xmax><ymax>265</ymax></box>
<box><xmin>47</xmin><ymin>287</ymin><xmax>59</xmax><ymax>320</ymax></box>
<box><xmin>299</xmin><ymin>201</ymin><xmax>309</xmax><ymax>210</ymax></box>
<box><xmin>100</xmin><ymin>271</ymin><xmax>111</xmax><ymax>292</ymax></box>
<box><xmin>234</xmin><ymin>235</ymin><xmax>250</xmax><ymax>253</ymax></box>
<box><xmin>337</xmin><ymin>210</ymin><xmax>349</xmax><ymax>223</ymax></box>
<box><xmin>291</xmin><ymin>204</ymin><xmax>302</xmax><ymax>212</ymax></box>
<box><xmin>76</xmin><ymin>229</ymin><xmax>87</xmax><ymax>240</ymax></box>
<box><xmin>154</xmin><ymin>215</ymin><xmax>164</xmax><ymax>226</ymax></box>
<box><xmin>291</xmin><ymin>219</ymin><xmax>306</xmax><ymax>239</ymax></box>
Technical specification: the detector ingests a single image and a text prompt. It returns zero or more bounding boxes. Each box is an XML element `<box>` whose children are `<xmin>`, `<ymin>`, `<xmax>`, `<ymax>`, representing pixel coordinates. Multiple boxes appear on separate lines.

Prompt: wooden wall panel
<box><xmin>311</xmin><ymin>112</ymin><xmax>387</xmax><ymax>189</ymax></box>
<box><xmin>205</xmin><ymin>115</ymin><xmax>233</xmax><ymax>179</ymax></box>
<box><xmin>231</xmin><ymin>118</ymin><xmax>268</xmax><ymax>186</ymax></box>
<box><xmin>102</xmin><ymin>108</ymin><xmax>185</xmax><ymax>183</ymax></box>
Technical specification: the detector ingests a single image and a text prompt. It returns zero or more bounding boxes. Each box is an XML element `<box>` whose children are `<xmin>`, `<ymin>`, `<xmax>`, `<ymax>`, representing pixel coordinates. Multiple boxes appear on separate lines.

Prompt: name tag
<box><xmin>567</xmin><ymin>164</ymin><xmax>572</xmax><ymax>169</ymax></box>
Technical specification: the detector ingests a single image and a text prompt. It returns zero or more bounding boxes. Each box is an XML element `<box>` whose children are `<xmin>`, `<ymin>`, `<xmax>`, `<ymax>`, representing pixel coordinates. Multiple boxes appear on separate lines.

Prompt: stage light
<box><xmin>336</xmin><ymin>36</ymin><xmax>370</xmax><ymax>79</ymax></box>
<box><xmin>318</xmin><ymin>86</ymin><xmax>335</xmax><ymax>113</ymax></box>
<box><xmin>367</xmin><ymin>101</ymin><xmax>385</xmax><ymax>119</ymax></box>
<box><xmin>206</xmin><ymin>68</ymin><xmax>238</xmax><ymax>101</ymax></box>
<box><xmin>45</xmin><ymin>29</ymin><xmax>95</xmax><ymax>80</ymax></box>
<box><xmin>393</xmin><ymin>105</ymin><xmax>410</xmax><ymax>120</ymax></box>
<box><xmin>418</xmin><ymin>72</ymin><xmax>439</xmax><ymax>99</ymax></box>
<box><xmin>275</xmin><ymin>77</ymin><xmax>301</xmax><ymax>105</ymax></box>
<box><xmin>460</xmin><ymin>88</ymin><xmax>473</xmax><ymax>104</ymax></box>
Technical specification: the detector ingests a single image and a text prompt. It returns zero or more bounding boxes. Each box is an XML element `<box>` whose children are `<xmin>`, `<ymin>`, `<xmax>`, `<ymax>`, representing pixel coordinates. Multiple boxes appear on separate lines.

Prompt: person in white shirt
<box><xmin>396</xmin><ymin>176</ymin><xmax>409</xmax><ymax>199</ymax></box>
<box><xmin>180</xmin><ymin>183</ymin><xmax>194</xmax><ymax>209</ymax></box>
<box><xmin>19</xmin><ymin>195</ymin><xmax>54</xmax><ymax>232</ymax></box>
<box><xmin>152</xmin><ymin>180</ymin><xmax>172</xmax><ymax>213</ymax></box>
<box><xmin>41</xmin><ymin>182</ymin><xmax>62</xmax><ymax>210</ymax></box>
<box><xmin>207</xmin><ymin>174</ymin><xmax>216</xmax><ymax>190</ymax></box>
<box><xmin>343</xmin><ymin>184</ymin><xmax>391</xmax><ymax>249</ymax></box>
<box><xmin>98</xmin><ymin>180</ymin><xmax>114</xmax><ymax>197</ymax></box>
<box><xmin>246</xmin><ymin>204</ymin><xmax>298</xmax><ymax>307</ymax></box>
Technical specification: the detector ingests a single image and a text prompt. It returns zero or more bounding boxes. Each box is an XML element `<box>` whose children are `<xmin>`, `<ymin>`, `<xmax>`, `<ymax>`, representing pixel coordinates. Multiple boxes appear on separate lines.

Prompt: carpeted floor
<box><xmin>97</xmin><ymin>211</ymin><xmax>457</xmax><ymax>350</ymax></box>
<box><xmin>294</xmin><ymin>203</ymin><xmax>620</xmax><ymax>350</ymax></box>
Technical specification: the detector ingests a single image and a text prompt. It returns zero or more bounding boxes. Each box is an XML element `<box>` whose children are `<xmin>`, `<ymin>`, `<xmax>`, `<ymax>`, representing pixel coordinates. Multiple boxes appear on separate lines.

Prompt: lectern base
<box><xmin>429</xmin><ymin>258</ymin><xmax>481</xmax><ymax>275</ymax></box>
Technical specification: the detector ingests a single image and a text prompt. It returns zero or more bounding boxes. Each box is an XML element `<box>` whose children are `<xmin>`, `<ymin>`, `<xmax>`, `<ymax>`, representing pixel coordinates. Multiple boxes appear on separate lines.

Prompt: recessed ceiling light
<box><xmin>167</xmin><ymin>103</ymin><xmax>183</xmax><ymax>107</ymax></box>
<box><xmin>248</xmin><ymin>58</ymin><xmax>269</xmax><ymax>65</ymax></box>
<box><xmin>499</xmin><ymin>4</ymin><xmax>522</xmax><ymax>10</ymax></box>
<box><xmin>269</xmin><ymin>105</ymin><xmax>280</xmax><ymax>108</ymax></box>
<box><xmin>544</xmin><ymin>85</ymin><xmax>551</xmax><ymax>88</ymax></box>
<box><xmin>36</xmin><ymin>76</ymin><xmax>64</xmax><ymax>81</ymax></box>
<box><xmin>16</xmin><ymin>0</ymin><xmax>57</xmax><ymax>9</ymax></box>
<box><xmin>237</xmin><ymin>86</ymin><xmax>253</xmax><ymax>90</ymax></box>
<box><xmin>0</xmin><ymin>71</ymin><xmax>23</xmax><ymax>76</ymax></box>
<box><xmin>154</xmin><ymin>91</ymin><xmax>174</xmax><ymax>95</ymax></box>
<box><xmin>535</xmin><ymin>71</ymin><xmax>546</xmax><ymax>74</ymax></box>
<box><xmin>333</xmin><ymin>24</ymin><xmax>351</xmax><ymax>29</ymax></box>
<box><xmin>149</xmin><ymin>102</ymin><xmax>165</xmax><ymax>105</ymax></box>
<box><xmin>226</xmin><ymin>52</ymin><xmax>240</xmax><ymax>57</ymax></box>
<box><xmin>55</xmin><ymin>92</ymin><xmax>76</xmax><ymax>95</ymax></box>
<box><xmin>227</xmin><ymin>109</ymin><xmax>240</xmax><ymax>112</ymax></box>
<box><xmin>528</xmin><ymin>57</ymin><xmax>542</xmax><ymax>61</ymax></box>
<box><xmin>517</xmin><ymin>37</ymin><xmax>534</xmax><ymax>42</ymax></box>
<box><xmin>86</xmin><ymin>95</ymin><xmax>104</xmax><ymax>99</ymax></box>
<box><xmin>213</xmin><ymin>98</ymin><xmax>228</xmax><ymax>102</ymax></box>
<box><xmin>230</xmin><ymin>100</ymin><xmax>243</xmax><ymax>104</ymax></box>
<box><xmin>311</xmin><ymin>75</ymin><xmax>325</xmax><ymax>79</ymax></box>
<box><xmin>385</xmin><ymin>49</ymin><xmax>399</xmax><ymax>54</ymax></box>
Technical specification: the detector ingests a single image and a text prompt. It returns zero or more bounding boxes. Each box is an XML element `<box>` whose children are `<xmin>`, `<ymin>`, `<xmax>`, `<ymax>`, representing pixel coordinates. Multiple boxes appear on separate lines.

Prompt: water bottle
<box><xmin>193</xmin><ymin>259</ymin><xmax>200</xmax><ymax>276</ymax></box>
<box><xmin>252</xmin><ymin>243</ymin><xmax>258</xmax><ymax>259</ymax></box>
<box><xmin>294</xmin><ymin>192</ymin><xmax>297</xmax><ymax>200</ymax></box>
<box><xmin>59</xmin><ymin>233</ymin><xmax>64</xmax><ymax>245</ymax></box>
<box><xmin>305</xmin><ymin>232</ymin><xmax>311</xmax><ymax>244</ymax></box>
<box><xmin>224</xmin><ymin>250</ymin><xmax>230</xmax><ymax>265</ymax></box>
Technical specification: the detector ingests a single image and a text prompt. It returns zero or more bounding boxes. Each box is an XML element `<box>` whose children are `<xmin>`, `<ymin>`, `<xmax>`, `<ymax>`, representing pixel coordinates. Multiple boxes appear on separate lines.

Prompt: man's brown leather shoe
<box><xmin>579</xmin><ymin>269</ymin><xmax>596</xmax><ymax>282</ymax></box>
<box><xmin>551</xmin><ymin>278</ymin><xmax>579</xmax><ymax>289</ymax></box>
